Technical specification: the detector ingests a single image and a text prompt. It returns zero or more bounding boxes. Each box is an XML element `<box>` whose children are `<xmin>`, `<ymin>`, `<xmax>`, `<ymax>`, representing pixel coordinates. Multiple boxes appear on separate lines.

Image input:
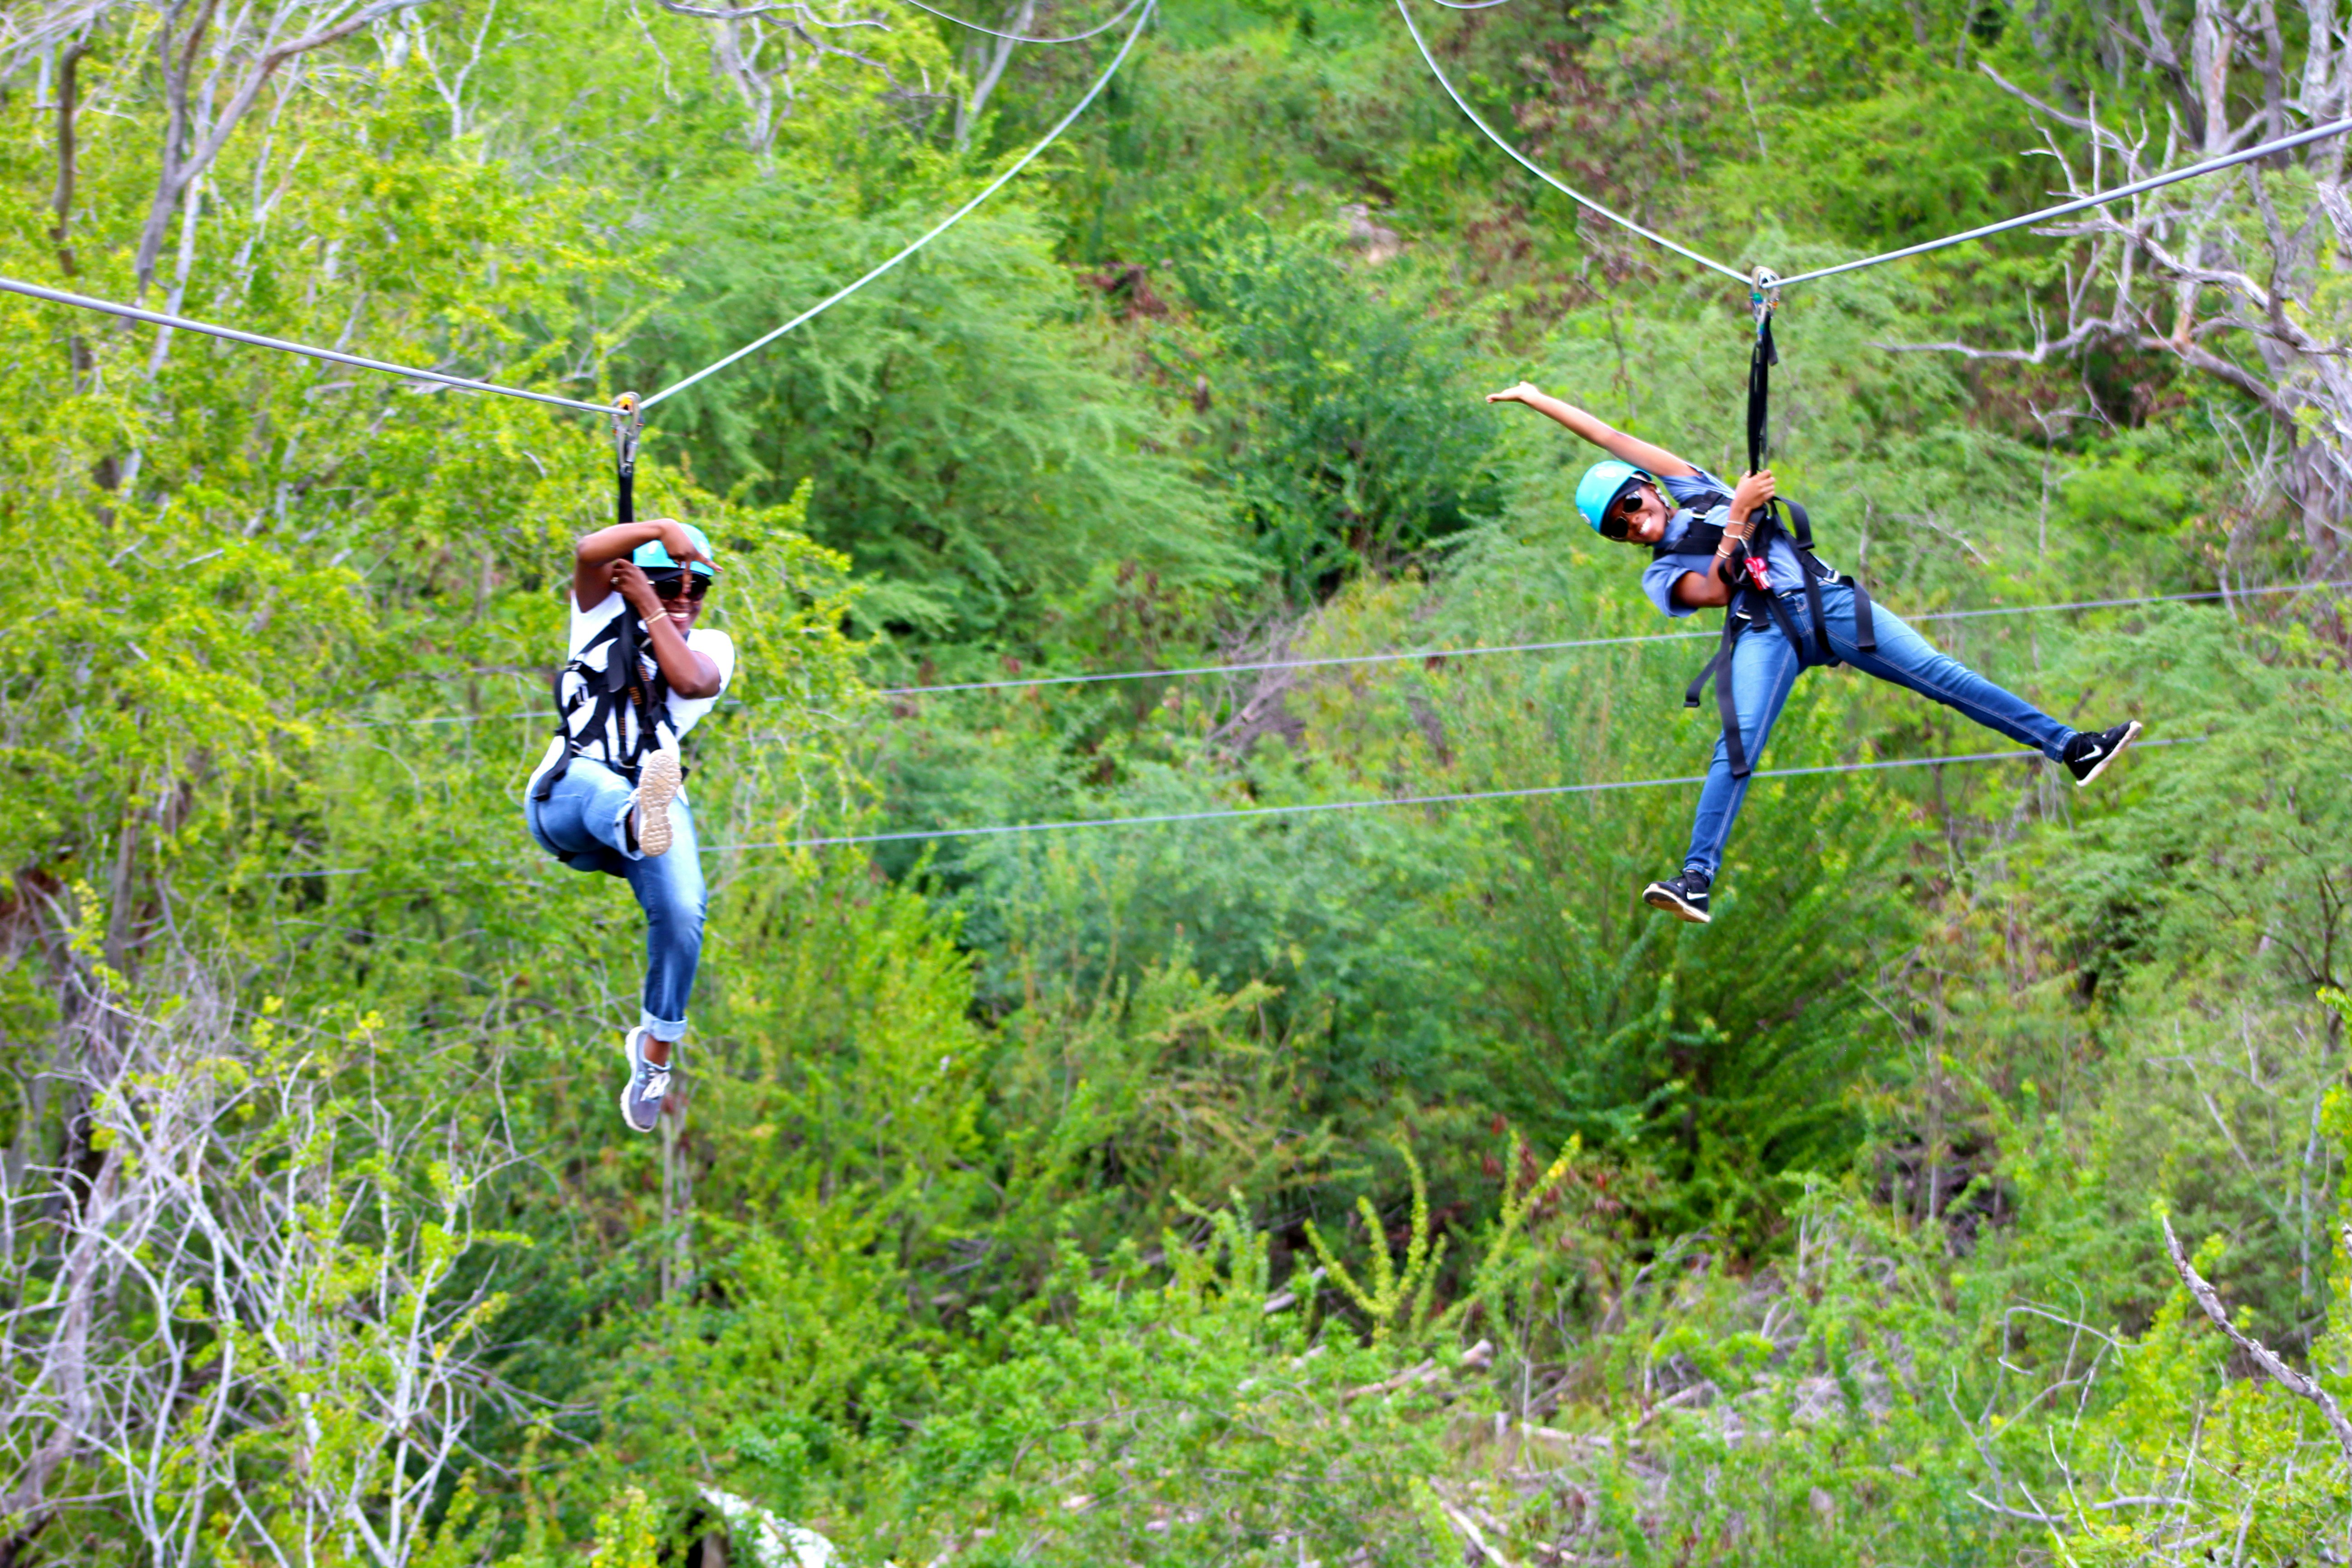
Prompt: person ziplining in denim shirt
<box><xmin>1487</xmin><ymin>381</ymin><xmax>2143</xmax><ymax>926</ymax></box>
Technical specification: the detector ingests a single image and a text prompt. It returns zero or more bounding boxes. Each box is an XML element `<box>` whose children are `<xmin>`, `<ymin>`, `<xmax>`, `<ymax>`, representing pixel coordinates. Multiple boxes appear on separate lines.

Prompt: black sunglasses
<box><xmin>1600</xmin><ymin>487</ymin><xmax>1646</xmax><ymax>542</ymax></box>
<box><xmin>644</xmin><ymin>570</ymin><xmax>710</xmax><ymax>602</ymax></box>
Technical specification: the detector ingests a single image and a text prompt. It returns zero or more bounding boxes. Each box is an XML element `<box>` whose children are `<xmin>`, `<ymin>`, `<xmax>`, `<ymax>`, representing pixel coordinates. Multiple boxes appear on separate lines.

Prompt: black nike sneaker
<box><xmin>2063</xmin><ymin>721</ymin><xmax>2143</xmax><ymax>787</ymax></box>
<box><xmin>1643</xmin><ymin>870</ymin><xmax>1711</xmax><ymax>925</ymax></box>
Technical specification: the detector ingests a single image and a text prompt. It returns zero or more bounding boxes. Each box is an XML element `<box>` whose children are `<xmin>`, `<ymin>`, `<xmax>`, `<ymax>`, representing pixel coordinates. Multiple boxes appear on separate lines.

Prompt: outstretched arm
<box><xmin>1485</xmin><ymin>382</ymin><xmax>1697</xmax><ymax>478</ymax></box>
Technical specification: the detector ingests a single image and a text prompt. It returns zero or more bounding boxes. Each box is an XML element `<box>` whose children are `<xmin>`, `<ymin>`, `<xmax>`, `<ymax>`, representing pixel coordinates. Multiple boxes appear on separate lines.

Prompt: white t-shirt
<box><xmin>528</xmin><ymin>591</ymin><xmax>736</xmax><ymax>793</ymax></box>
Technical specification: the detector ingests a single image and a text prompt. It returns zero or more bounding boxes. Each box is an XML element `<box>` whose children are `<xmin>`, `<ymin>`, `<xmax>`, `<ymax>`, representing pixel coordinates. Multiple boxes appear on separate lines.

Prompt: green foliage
<box><xmin>1303</xmin><ymin>1138</ymin><xmax>1447</xmax><ymax>1344</ymax></box>
<box><xmin>588</xmin><ymin>1486</ymin><xmax>661</xmax><ymax>1568</ymax></box>
<box><xmin>4</xmin><ymin>0</ymin><xmax>2349</xmax><ymax>1561</ymax></box>
<box><xmin>633</xmin><ymin>195</ymin><xmax>1245</xmax><ymax>651</ymax></box>
<box><xmin>1171</xmin><ymin>220</ymin><xmax>1504</xmax><ymax>595</ymax></box>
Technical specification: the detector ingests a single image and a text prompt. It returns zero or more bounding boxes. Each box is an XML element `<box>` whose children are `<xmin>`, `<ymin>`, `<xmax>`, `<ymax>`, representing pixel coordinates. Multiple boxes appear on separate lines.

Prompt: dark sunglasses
<box><xmin>1600</xmin><ymin>487</ymin><xmax>1646</xmax><ymax>542</ymax></box>
<box><xmin>644</xmin><ymin>570</ymin><xmax>710</xmax><ymax>602</ymax></box>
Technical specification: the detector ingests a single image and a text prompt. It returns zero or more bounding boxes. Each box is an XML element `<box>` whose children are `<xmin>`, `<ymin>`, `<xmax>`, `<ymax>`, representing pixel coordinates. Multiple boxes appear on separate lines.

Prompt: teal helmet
<box><xmin>1574</xmin><ymin>460</ymin><xmax>1650</xmax><ymax>534</ymax></box>
<box><xmin>632</xmin><ymin>522</ymin><xmax>717</xmax><ymax>577</ymax></box>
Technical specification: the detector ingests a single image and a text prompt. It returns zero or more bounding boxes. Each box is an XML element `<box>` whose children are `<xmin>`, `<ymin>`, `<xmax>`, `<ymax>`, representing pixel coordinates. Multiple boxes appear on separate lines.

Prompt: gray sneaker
<box><xmin>619</xmin><ymin>1027</ymin><xmax>673</xmax><ymax>1133</ymax></box>
<box><xmin>631</xmin><ymin>750</ymin><xmax>683</xmax><ymax>858</ymax></box>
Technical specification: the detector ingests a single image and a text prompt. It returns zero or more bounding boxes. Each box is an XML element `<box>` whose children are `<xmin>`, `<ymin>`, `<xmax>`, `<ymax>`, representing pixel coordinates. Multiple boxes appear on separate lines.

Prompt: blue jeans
<box><xmin>1683</xmin><ymin>582</ymin><xmax>2075</xmax><ymax>879</ymax></box>
<box><xmin>524</xmin><ymin>759</ymin><xmax>706</xmax><ymax>1043</ymax></box>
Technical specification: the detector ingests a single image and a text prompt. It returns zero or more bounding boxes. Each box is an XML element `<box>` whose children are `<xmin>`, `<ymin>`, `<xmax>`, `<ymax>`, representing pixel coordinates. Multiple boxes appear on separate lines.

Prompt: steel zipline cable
<box><xmin>1</xmin><ymin>0</ymin><xmax>1153</xmax><ymax>421</ymax></box>
<box><xmin>744</xmin><ymin>740</ymin><xmax>2200</xmax><ymax>851</ymax></box>
<box><xmin>1392</xmin><ymin>0</ymin><xmax>1748</xmax><ymax>282</ymax></box>
<box><xmin>337</xmin><ymin>578</ymin><xmax>2349</xmax><ymax>728</ymax></box>
<box><xmin>1771</xmin><ymin>117</ymin><xmax>2352</xmax><ymax>285</ymax></box>
<box><xmin>892</xmin><ymin>0</ymin><xmax>1150</xmax><ymax>43</ymax></box>
<box><xmin>15</xmin><ymin>0</ymin><xmax>2338</xmax><ymax>419</ymax></box>
<box><xmin>0</xmin><ymin>275</ymin><xmax>613</xmax><ymax>414</ymax></box>
<box><xmin>261</xmin><ymin>737</ymin><xmax>2198</xmax><ymax>877</ymax></box>
<box><xmin>1396</xmin><ymin>0</ymin><xmax>2352</xmax><ymax>288</ymax></box>
<box><xmin>638</xmin><ymin>0</ymin><xmax>1155</xmax><ymax>410</ymax></box>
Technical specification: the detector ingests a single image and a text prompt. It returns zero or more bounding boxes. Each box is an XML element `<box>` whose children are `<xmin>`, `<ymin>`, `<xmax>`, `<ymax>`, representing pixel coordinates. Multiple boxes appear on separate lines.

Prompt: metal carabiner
<box><xmin>1749</xmin><ymin>266</ymin><xmax>1781</xmax><ymax>333</ymax></box>
<box><xmin>611</xmin><ymin>390</ymin><xmax>643</xmax><ymax>478</ymax></box>
<box><xmin>612</xmin><ymin>391</ymin><xmax>645</xmax><ymax>526</ymax></box>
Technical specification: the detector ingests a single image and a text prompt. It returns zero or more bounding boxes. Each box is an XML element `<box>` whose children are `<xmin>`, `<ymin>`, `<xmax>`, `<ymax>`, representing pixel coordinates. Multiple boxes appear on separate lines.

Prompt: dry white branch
<box><xmin>0</xmin><ymin>951</ymin><xmax>533</xmax><ymax>1563</ymax></box>
<box><xmin>1343</xmin><ymin>1339</ymin><xmax>1493</xmax><ymax>1402</ymax></box>
<box><xmin>1897</xmin><ymin>0</ymin><xmax>2352</xmax><ymax>578</ymax></box>
<box><xmin>1434</xmin><ymin>1492</ymin><xmax>1516</xmax><ymax>1568</ymax></box>
<box><xmin>135</xmin><ymin>0</ymin><xmax>433</xmax><ymax>298</ymax></box>
<box><xmin>2161</xmin><ymin>1212</ymin><xmax>2352</xmax><ymax>1464</ymax></box>
<box><xmin>653</xmin><ymin>0</ymin><xmax>894</xmax><ymax>154</ymax></box>
<box><xmin>952</xmin><ymin>0</ymin><xmax>1028</xmax><ymax>147</ymax></box>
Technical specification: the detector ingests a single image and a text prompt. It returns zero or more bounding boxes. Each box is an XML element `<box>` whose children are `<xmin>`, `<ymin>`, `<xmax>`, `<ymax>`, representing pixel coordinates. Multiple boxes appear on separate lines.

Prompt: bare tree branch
<box><xmin>1918</xmin><ymin>8</ymin><xmax>2352</xmax><ymax>579</ymax></box>
<box><xmin>653</xmin><ymin>0</ymin><xmax>884</xmax><ymax>24</ymax></box>
<box><xmin>650</xmin><ymin>0</ymin><xmax>894</xmax><ymax>154</ymax></box>
<box><xmin>132</xmin><ymin>0</ymin><xmax>433</xmax><ymax>297</ymax></box>
<box><xmin>2161</xmin><ymin>1212</ymin><xmax>2352</xmax><ymax>1464</ymax></box>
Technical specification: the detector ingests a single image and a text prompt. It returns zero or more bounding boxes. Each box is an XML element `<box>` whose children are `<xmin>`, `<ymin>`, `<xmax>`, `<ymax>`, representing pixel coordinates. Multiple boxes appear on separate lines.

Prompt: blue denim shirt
<box><xmin>1638</xmin><ymin>468</ymin><xmax>1806</xmax><ymax>619</ymax></box>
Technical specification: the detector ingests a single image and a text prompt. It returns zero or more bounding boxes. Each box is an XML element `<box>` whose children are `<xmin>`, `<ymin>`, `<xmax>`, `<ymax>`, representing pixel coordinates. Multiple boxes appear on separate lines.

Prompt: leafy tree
<box><xmin>1171</xmin><ymin>219</ymin><xmax>1504</xmax><ymax>596</ymax></box>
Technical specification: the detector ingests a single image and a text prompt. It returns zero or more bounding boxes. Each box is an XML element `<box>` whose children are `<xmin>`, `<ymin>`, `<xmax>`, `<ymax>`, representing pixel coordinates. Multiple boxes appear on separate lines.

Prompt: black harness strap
<box><xmin>533</xmin><ymin>392</ymin><xmax>668</xmax><ymax>806</ymax></box>
<box><xmin>1746</xmin><ymin>295</ymin><xmax>1776</xmax><ymax>480</ymax></box>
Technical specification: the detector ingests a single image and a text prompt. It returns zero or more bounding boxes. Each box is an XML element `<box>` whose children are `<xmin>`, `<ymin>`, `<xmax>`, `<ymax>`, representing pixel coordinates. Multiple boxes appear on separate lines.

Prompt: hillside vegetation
<box><xmin>2</xmin><ymin>0</ymin><xmax>2350</xmax><ymax>1562</ymax></box>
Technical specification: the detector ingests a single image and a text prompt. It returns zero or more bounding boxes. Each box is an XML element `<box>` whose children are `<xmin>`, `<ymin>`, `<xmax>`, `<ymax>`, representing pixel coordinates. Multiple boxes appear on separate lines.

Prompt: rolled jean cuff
<box><xmin>611</xmin><ymin>792</ymin><xmax>644</xmax><ymax>862</ymax></box>
<box><xmin>641</xmin><ymin>1009</ymin><xmax>688</xmax><ymax>1044</ymax></box>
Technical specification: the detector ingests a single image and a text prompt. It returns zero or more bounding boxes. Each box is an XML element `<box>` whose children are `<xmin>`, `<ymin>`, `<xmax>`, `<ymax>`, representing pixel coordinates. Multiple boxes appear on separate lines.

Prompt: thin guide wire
<box><xmin>880</xmin><ymin>579</ymin><xmax>2349</xmax><ymax>696</ymax></box>
<box><xmin>707</xmin><ymin>737</ymin><xmax>2199</xmax><ymax>850</ymax></box>
<box><xmin>266</xmin><ymin>738</ymin><xmax>2183</xmax><ymax>879</ymax></box>
<box><xmin>893</xmin><ymin>0</ymin><xmax>1148</xmax><ymax>42</ymax></box>
<box><xmin>0</xmin><ymin>275</ymin><xmax>612</xmax><ymax>414</ymax></box>
<box><xmin>642</xmin><ymin>0</ymin><xmax>1156</xmax><ymax>410</ymax></box>
<box><xmin>1395</xmin><ymin>0</ymin><xmax>1747</xmax><ymax>281</ymax></box>
<box><xmin>337</xmin><ymin>578</ymin><xmax>2347</xmax><ymax>728</ymax></box>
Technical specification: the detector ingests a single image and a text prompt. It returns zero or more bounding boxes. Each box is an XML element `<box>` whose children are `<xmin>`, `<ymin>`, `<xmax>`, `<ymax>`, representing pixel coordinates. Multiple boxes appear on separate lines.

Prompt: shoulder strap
<box><xmin>1651</xmin><ymin>489</ymin><xmax>1735</xmax><ymax>563</ymax></box>
<box><xmin>534</xmin><ymin>609</ymin><xmax>674</xmax><ymax>799</ymax></box>
<box><xmin>1663</xmin><ymin>520</ymin><xmax>1723</xmax><ymax>559</ymax></box>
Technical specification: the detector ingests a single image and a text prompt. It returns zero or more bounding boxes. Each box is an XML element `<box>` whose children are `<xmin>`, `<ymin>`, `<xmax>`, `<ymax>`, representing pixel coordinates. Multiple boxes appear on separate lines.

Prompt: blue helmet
<box><xmin>631</xmin><ymin>522</ymin><xmax>717</xmax><ymax>577</ymax></box>
<box><xmin>1574</xmin><ymin>460</ymin><xmax>1650</xmax><ymax>534</ymax></box>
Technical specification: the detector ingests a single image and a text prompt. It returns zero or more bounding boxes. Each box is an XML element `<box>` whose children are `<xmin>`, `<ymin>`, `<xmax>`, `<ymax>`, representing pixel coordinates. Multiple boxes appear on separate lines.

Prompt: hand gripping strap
<box><xmin>1746</xmin><ymin>312</ymin><xmax>1777</xmax><ymax>475</ymax></box>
